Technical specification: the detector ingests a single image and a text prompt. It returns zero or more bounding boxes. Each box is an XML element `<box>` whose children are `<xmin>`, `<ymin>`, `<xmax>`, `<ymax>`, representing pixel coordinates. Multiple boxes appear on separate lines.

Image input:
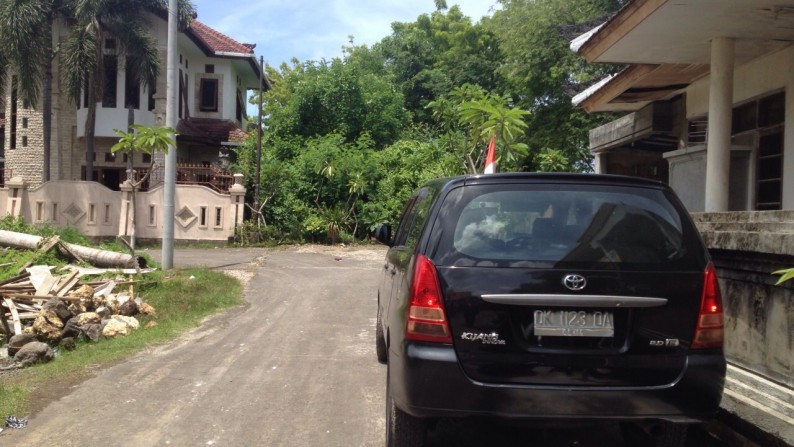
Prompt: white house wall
<box><xmin>74</xmin><ymin>14</ymin><xmax>246</xmax><ymax>139</ymax></box>
<box><xmin>685</xmin><ymin>45</ymin><xmax>794</xmax><ymax>209</ymax></box>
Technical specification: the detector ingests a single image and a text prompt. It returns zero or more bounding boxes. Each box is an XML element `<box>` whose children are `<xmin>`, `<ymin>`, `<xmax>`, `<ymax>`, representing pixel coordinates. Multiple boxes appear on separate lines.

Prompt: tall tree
<box><xmin>485</xmin><ymin>0</ymin><xmax>624</xmax><ymax>170</ymax></box>
<box><xmin>0</xmin><ymin>0</ymin><xmax>74</xmax><ymax>182</ymax></box>
<box><xmin>376</xmin><ymin>5</ymin><xmax>503</xmax><ymax>124</ymax></box>
<box><xmin>61</xmin><ymin>0</ymin><xmax>194</xmax><ymax>181</ymax></box>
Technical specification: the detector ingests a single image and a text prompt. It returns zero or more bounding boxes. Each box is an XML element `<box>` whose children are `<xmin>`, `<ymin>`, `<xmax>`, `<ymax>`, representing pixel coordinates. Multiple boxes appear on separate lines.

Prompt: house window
<box><xmin>142</xmin><ymin>153</ymin><xmax>151</xmax><ymax>164</ymax></box>
<box><xmin>199</xmin><ymin>206</ymin><xmax>208</xmax><ymax>227</ymax></box>
<box><xmin>757</xmin><ymin>131</ymin><xmax>783</xmax><ymax>210</ymax></box>
<box><xmin>10</xmin><ymin>76</ymin><xmax>17</xmax><ymax>149</ymax></box>
<box><xmin>205</xmin><ymin>64</ymin><xmax>215</xmax><ymax>74</ymax></box>
<box><xmin>214</xmin><ymin>207</ymin><xmax>223</xmax><ymax>227</ymax></box>
<box><xmin>731</xmin><ymin>92</ymin><xmax>786</xmax><ymax>211</ymax></box>
<box><xmin>21</xmin><ymin>136</ymin><xmax>27</xmax><ymax>147</ymax></box>
<box><xmin>22</xmin><ymin>118</ymin><xmax>28</xmax><ymax>129</ymax></box>
<box><xmin>105</xmin><ymin>152</ymin><xmax>116</xmax><ymax>162</ymax></box>
<box><xmin>236</xmin><ymin>89</ymin><xmax>244</xmax><ymax>122</ymax></box>
<box><xmin>199</xmin><ymin>78</ymin><xmax>219</xmax><ymax>112</ymax></box>
<box><xmin>103</xmin><ymin>55</ymin><xmax>118</xmax><ymax>108</ymax></box>
<box><xmin>178</xmin><ymin>69</ymin><xmax>183</xmax><ymax>118</ymax></box>
<box><xmin>148</xmin><ymin>86</ymin><xmax>156</xmax><ymax>111</ymax></box>
<box><xmin>125</xmin><ymin>57</ymin><xmax>140</xmax><ymax>109</ymax></box>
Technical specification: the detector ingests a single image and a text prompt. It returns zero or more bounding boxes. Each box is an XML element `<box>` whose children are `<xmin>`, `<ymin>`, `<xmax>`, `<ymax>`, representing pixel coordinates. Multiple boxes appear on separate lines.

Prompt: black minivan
<box><xmin>375</xmin><ymin>173</ymin><xmax>725</xmax><ymax>447</ymax></box>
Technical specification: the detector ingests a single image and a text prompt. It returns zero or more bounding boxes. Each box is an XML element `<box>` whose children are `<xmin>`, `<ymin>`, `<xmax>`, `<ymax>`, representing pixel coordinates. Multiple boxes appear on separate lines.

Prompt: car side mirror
<box><xmin>374</xmin><ymin>224</ymin><xmax>392</xmax><ymax>246</ymax></box>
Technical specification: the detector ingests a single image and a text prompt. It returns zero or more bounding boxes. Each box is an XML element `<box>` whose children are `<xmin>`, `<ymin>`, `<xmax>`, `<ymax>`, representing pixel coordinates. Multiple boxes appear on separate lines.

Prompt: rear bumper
<box><xmin>389</xmin><ymin>342</ymin><xmax>726</xmax><ymax>423</ymax></box>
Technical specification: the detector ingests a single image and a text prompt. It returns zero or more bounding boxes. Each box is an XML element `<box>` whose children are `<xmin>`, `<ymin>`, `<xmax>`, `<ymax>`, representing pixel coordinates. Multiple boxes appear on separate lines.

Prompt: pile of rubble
<box><xmin>1</xmin><ymin>266</ymin><xmax>157</xmax><ymax>369</ymax></box>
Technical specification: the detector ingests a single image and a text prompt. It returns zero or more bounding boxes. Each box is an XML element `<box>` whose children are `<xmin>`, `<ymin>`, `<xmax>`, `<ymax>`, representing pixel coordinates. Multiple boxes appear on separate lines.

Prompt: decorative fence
<box><xmin>2</xmin><ymin>174</ymin><xmax>246</xmax><ymax>243</ymax></box>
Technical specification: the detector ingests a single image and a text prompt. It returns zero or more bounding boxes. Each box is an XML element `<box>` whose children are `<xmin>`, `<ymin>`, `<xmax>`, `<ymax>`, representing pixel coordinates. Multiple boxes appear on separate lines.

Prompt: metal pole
<box><xmin>255</xmin><ymin>56</ymin><xmax>263</xmax><ymax>218</ymax></box>
<box><xmin>161</xmin><ymin>0</ymin><xmax>178</xmax><ymax>269</ymax></box>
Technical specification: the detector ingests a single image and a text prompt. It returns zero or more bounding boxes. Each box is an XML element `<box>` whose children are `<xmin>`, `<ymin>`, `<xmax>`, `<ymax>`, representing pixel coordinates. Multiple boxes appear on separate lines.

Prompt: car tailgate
<box><xmin>438</xmin><ymin>266</ymin><xmax>703</xmax><ymax>387</ymax></box>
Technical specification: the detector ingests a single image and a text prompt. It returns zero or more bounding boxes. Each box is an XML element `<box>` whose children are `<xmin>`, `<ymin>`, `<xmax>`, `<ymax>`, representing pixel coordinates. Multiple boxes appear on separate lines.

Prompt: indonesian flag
<box><xmin>484</xmin><ymin>135</ymin><xmax>497</xmax><ymax>174</ymax></box>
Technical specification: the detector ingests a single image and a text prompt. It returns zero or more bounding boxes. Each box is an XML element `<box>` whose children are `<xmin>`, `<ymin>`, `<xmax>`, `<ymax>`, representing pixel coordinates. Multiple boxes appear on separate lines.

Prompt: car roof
<box><xmin>426</xmin><ymin>173</ymin><xmax>668</xmax><ymax>193</ymax></box>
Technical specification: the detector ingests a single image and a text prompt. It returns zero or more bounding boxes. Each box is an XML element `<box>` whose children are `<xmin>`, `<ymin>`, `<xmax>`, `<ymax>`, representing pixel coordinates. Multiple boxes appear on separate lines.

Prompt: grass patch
<box><xmin>0</xmin><ymin>268</ymin><xmax>243</xmax><ymax>418</ymax></box>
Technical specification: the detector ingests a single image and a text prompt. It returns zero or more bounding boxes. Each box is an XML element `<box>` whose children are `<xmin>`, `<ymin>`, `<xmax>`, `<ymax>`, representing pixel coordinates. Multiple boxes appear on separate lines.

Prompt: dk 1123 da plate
<box><xmin>533</xmin><ymin>309</ymin><xmax>614</xmax><ymax>337</ymax></box>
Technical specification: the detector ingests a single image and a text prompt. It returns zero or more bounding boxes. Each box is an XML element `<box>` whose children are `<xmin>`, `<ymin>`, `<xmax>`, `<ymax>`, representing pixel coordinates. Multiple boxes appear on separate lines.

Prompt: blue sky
<box><xmin>191</xmin><ymin>0</ymin><xmax>500</xmax><ymax>68</ymax></box>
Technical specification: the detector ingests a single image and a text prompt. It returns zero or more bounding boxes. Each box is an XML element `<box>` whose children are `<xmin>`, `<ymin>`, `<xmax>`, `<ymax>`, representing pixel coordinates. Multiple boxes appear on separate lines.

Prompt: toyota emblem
<box><xmin>562</xmin><ymin>274</ymin><xmax>587</xmax><ymax>291</ymax></box>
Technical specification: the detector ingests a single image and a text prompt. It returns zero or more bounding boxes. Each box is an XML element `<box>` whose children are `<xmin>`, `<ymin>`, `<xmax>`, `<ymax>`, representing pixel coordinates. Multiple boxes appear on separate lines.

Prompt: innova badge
<box><xmin>562</xmin><ymin>274</ymin><xmax>587</xmax><ymax>291</ymax></box>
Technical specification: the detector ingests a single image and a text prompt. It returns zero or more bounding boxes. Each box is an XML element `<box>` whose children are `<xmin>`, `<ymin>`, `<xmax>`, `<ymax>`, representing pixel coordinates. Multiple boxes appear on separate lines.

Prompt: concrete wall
<box><xmin>1</xmin><ymin>176</ymin><xmax>245</xmax><ymax>243</ymax></box>
<box><xmin>692</xmin><ymin>211</ymin><xmax>794</xmax><ymax>388</ymax></box>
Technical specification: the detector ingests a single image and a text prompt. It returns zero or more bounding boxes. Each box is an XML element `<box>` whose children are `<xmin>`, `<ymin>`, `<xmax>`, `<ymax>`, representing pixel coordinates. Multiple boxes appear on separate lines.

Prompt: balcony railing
<box><xmin>134</xmin><ymin>164</ymin><xmax>234</xmax><ymax>193</ymax></box>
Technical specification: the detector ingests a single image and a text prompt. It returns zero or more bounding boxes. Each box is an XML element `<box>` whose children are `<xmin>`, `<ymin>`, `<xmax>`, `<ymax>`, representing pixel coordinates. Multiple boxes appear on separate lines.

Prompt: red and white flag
<box><xmin>484</xmin><ymin>135</ymin><xmax>497</xmax><ymax>174</ymax></box>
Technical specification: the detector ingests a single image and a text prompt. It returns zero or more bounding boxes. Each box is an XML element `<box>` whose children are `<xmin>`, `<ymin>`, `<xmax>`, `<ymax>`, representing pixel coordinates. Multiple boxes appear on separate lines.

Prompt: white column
<box><xmin>705</xmin><ymin>37</ymin><xmax>734</xmax><ymax>212</ymax></box>
<box><xmin>594</xmin><ymin>152</ymin><xmax>606</xmax><ymax>174</ymax></box>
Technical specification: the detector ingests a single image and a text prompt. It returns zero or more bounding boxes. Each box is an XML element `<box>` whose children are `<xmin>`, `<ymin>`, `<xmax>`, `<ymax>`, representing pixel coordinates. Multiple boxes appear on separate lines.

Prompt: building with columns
<box><xmin>0</xmin><ymin>14</ymin><xmax>264</xmax><ymax>191</ymax></box>
<box><xmin>572</xmin><ymin>0</ymin><xmax>794</xmax><ymax>213</ymax></box>
<box><xmin>572</xmin><ymin>3</ymin><xmax>794</xmax><ymax>436</ymax></box>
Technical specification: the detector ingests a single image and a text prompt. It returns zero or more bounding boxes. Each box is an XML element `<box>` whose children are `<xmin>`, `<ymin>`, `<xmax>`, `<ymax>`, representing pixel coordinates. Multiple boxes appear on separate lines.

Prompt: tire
<box><xmin>385</xmin><ymin>367</ymin><xmax>426</xmax><ymax>447</ymax></box>
<box><xmin>621</xmin><ymin>421</ymin><xmax>688</xmax><ymax>447</ymax></box>
<box><xmin>654</xmin><ymin>422</ymin><xmax>687</xmax><ymax>447</ymax></box>
<box><xmin>376</xmin><ymin>304</ymin><xmax>387</xmax><ymax>364</ymax></box>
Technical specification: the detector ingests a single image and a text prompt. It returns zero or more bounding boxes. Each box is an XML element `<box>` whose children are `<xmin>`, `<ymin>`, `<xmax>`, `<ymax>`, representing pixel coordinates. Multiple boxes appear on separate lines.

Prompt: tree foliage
<box><xmin>235</xmin><ymin>1</ymin><xmax>625</xmax><ymax>243</ymax></box>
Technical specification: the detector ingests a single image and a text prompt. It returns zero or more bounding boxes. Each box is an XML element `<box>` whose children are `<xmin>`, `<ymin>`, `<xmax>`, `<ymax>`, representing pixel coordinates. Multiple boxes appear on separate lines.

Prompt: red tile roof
<box><xmin>189</xmin><ymin>20</ymin><xmax>255</xmax><ymax>55</ymax></box>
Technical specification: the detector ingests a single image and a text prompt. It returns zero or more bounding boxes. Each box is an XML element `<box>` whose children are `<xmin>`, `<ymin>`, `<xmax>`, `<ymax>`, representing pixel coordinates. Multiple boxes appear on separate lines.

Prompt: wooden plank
<box><xmin>0</xmin><ymin>299</ymin><xmax>11</xmax><ymax>335</ymax></box>
<box><xmin>6</xmin><ymin>293</ymin><xmax>85</xmax><ymax>302</ymax></box>
<box><xmin>3</xmin><ymin>298</ymin><xmax>22</xmax><ymax>335</ymax></box>
<box><xmin>54</xmin><ymin>270</ymin><xmax>81</xmax><ymax>297</ymax></box>
<box><xmin>38</xmin><ymin>235</ymin><xmax>61</xmax><ymax>253</ymax></box>
<box><xmin>0</xmin><ymin>271</ymin><xmax>31</xmax><ymax>288</ymax></box>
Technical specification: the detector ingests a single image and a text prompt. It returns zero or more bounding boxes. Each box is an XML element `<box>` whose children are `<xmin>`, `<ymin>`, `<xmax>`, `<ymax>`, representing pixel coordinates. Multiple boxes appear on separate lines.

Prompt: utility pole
<box><xmin>161</xmin><ymin>0</ymin><xmax>178</xmax><ymax>269</ymax></box>
<box><xmin>254</xmin><ymin>56</ymin><xmax>263</xmax><ymax>222</ymax></box>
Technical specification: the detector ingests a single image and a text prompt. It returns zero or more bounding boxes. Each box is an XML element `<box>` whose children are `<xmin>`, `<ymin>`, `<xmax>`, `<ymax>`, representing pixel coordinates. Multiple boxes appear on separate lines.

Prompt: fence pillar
<box><xmin>118</xmin><ymin>179</ymin><xmax>134</xmax><ymax>238</ymax></box>
<box><xmin>6</xmin><ymin>177</ymin><xmax>27</xmax><ymax>219</ymax></box>
<box><xmin>229</xmin><ymin>173</ymin><xmax>246</xmax><ymax>238</ymax></box>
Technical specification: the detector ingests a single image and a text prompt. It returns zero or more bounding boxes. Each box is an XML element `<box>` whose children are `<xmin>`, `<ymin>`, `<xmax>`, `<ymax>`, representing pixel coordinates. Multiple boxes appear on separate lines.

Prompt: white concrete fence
<box><xmin>0</xmin><ymin>174</ymin><xmax>247</xmax><ymax>243</ymax></box>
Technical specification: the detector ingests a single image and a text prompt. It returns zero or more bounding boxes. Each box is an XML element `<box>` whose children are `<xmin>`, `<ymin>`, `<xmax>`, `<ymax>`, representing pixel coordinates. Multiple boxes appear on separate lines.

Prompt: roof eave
<box><xmin>577</xmin><ymin>0</ymin><xmax>668</xmax><ymax>63</ymax></box>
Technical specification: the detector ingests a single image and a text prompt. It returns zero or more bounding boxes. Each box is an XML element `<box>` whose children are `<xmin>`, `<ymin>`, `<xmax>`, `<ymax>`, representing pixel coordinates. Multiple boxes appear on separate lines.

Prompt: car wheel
<box><xmin>621</xmin><ymin>421</ymin><xmax>687</xmax><ymax>447</ymax></box>
<box><xmin>385</xmin><ymin>367</ymin><xmax>426</xmax><ymax>447</ymax></box>
<box><xmin>376</xmin><ymin>304</ymin><xmax>387</xmax><ymax>364</ymax></box>
<box><xmin>654</xmin><ymin>422</ymin><xmax>687</xmax><ymax>447</ymax></box>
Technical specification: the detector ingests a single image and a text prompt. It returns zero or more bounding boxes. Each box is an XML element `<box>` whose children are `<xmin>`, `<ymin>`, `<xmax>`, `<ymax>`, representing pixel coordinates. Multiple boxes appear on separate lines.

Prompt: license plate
<box><xmin>533</xmin><ymin>310</ymin><xmax>614</xmax><ymax>337</ymax></box>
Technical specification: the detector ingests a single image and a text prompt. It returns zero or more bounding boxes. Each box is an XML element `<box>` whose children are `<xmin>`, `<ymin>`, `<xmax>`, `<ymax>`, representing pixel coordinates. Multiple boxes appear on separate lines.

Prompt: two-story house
<box><xmin>1</xmin><ymin>13</ymin><xmax>264</xmax><ymax>191</ymax></box>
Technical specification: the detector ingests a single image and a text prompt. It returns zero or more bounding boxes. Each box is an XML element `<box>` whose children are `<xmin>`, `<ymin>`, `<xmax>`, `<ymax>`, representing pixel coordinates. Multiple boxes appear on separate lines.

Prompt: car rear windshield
<box><xmin>431</xmin><ymin>183</ymin><xmax>707</xmax><ymax>270</ymax></box>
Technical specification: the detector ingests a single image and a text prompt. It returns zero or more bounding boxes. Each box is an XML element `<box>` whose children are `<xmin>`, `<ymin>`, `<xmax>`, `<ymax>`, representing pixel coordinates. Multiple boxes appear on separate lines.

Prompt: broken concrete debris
<box><xmin>1</xmin><ymin>266</ymin><xmax>158</xmax><ymax>370</ymax></box>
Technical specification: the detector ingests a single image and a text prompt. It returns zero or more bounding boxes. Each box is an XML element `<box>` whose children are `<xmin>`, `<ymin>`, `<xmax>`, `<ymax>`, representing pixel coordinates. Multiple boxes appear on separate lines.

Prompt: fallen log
<box><xmin>0</xmin><ymin>230</ymin><xmax>145</xmax><ymax>268</ymax></box>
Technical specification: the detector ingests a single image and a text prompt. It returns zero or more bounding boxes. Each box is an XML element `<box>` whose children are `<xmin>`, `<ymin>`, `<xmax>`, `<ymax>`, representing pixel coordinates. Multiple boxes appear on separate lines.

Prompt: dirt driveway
<box><xmin>4</xmin><ymin>245</ymin><xmax>387</xmax><ymax>446</ymax></box>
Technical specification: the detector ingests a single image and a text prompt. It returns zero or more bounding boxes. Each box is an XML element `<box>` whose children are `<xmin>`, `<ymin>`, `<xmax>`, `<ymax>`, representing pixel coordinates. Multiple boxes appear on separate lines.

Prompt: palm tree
<box><xmin>0</xmin><ymin>0</ymin><xmax>75</xmax><ymax>182</ymax></box>
<box><xmin>60</xmin><ymin>0</ymin><xmax>195</xmax><ymax>181</ymax></box>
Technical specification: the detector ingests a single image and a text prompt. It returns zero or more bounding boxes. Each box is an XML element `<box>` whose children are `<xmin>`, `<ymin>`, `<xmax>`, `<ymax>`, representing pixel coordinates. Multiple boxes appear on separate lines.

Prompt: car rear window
<box><xmin>431</xmin><ymin>183</ymin><xmax>707</xmax><ymax>270</ymax></box>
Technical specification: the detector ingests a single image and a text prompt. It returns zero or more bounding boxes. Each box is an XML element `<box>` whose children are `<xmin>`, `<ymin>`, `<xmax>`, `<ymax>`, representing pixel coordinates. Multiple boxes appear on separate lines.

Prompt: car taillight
<box><xmin>406</xmin><ymin>254</ymin><xmax>452</xmax><ymax>343</ymax></box>
<box><xmin>692</xmin><ymin>262</ymin><xmax>724</xmax><ymax>349</ymax></box>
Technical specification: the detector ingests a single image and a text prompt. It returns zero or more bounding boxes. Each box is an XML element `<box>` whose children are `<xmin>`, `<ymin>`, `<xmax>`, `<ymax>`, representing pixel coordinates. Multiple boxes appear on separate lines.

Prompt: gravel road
<box><xmin>3</xmin><ymin>245</ymin><xmax>387</xmax><ymax>446</ymax></box>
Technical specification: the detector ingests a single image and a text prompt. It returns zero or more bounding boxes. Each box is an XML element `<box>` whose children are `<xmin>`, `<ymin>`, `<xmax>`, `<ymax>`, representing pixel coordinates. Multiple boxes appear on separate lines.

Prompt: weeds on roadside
<box><xmin>0</xmin><ymin>268</ymin><xmax>243</xmax><ymax>418</ymax></box>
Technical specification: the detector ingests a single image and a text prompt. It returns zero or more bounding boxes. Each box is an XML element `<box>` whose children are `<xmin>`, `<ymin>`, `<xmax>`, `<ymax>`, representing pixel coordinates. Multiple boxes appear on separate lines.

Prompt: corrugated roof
<box><xmin>188</xmin><ymin>20</ymin><xmax>255</xmax><ymax>55</ymax></box>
